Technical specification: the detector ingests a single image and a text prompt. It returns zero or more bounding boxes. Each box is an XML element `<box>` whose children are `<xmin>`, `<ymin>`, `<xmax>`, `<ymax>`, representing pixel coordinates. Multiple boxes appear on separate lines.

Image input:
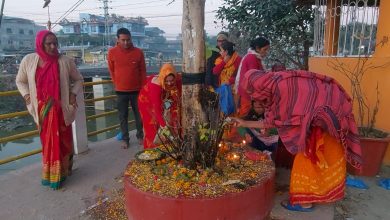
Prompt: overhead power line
<box><xmin>111</xmin><ymin>0</ymin><xmax>170</xmax><ymax>7</ymax></box>
<box><xmin>31</xmin><ymin>10</ymin><xmax>216</xmax><ymax>23</ymax></box>
<box><xmin>143</xmin><ymin>11</ymin><xmax>215</xmax><ymax>19</ymax></box>
<box><xmin>52</xmin><ymin>0</ymin><xmax>85</xmax><ymax>29</ymax></box>
<box><xmin>5</xmin><ymin>0</ymin><xmax>171</xmax><ymax>16</ymax></box>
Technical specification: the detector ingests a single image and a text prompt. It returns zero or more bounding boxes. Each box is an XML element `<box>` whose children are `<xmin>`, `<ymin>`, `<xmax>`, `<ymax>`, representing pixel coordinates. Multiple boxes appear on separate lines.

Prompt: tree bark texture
<box><xmin>181</xmin><ymin>0</ymin><xmax>206</xmax><ymax>168</ymax></box>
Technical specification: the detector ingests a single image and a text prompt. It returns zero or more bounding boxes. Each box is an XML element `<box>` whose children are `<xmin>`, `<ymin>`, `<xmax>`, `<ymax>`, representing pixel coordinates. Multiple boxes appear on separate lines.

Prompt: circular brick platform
<box><xmin>124</xmin><ymin>166</ymin><xmax>275</xmax><ymax>220</ymax></box>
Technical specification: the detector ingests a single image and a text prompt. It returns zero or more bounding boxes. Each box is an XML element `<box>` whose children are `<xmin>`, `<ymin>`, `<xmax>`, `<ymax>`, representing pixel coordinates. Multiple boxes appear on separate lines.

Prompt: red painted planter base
<box><xmin>124</xmin><ymin>168</ymin><xmax>275</xmax><ymax>220</ymax></box>
<box><xmin>348</xmin><ymin>137</ymin><xmax>389</xmax><ymax>176</ymax></box>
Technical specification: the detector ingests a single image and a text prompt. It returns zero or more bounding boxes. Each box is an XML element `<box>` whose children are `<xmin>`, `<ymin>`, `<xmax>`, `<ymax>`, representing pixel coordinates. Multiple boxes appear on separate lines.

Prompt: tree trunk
<box><xmin>181</xmin><ymin>0</ymin><xmax>206</xmax><ymax>168</ymax></box>
<box><xmin>303</xmin><ymin>40</ymin><xmax>310</xmax><ymax>70</ymax></box>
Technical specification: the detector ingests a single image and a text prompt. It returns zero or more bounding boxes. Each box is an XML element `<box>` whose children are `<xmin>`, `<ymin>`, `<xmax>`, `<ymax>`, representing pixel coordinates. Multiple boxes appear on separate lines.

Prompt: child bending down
<box><xmin>240</xmin><ymin>101</ymin><xmax>279</xmax><ymax>152</ymax></box>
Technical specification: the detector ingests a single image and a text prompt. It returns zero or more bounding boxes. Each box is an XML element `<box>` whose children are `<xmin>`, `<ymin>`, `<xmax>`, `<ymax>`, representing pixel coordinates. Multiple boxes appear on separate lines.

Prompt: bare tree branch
<box><xmin>327</xmin><ymin>35</ymin><xmax>389</xmax><ymax>135</ymax></box>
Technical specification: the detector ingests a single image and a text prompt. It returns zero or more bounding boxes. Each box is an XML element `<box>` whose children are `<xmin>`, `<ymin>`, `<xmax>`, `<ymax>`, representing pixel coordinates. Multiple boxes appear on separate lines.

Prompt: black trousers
<box><xmin>116</xmin><ymin>91</ymin><xmax>143</xmax><ymax>143</ymax></box>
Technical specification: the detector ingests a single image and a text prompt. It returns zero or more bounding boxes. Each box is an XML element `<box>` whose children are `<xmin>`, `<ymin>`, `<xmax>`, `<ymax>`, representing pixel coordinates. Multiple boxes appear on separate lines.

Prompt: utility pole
<box><xmin>100</xmin><ymin>0</ymin><xmax>109</xmax><ymax>60</ymax></box>
<box><xmin>46</xmin><ymin>6</ymin><xmax>51</xmax><ymax>31</ymax></box>
<box><xmin>0</xmin><ymin>0</ymin><xmax>6</xmax><ymax>29</ymax></box>
<box><xmin>81</xmin><ymin>18</ymin><xmax>88</xmax><ymax>64</ymax></box>
<box><xmin>43</xmin><ymin>0</ymin><xmax>52</xmax><ymax>30</ymax></box>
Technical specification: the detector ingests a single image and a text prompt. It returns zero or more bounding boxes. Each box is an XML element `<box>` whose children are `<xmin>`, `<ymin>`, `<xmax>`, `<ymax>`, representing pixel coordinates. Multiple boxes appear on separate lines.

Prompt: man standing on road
<box><xmin>108</xmin><ymin>28</ymin><xmax>146</xmax><ymax>149</ymax></box>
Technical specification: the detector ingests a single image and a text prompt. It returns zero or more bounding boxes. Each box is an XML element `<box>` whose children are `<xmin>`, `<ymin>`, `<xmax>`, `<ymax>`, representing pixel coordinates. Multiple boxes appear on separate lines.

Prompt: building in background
<box><xmin>0</xmin><ymin>16</ymin><xmax>45</xmax><ymax>74</ymax></box>
<box><xmin>59</xmin><ymin>13</ymin><xmax>148</xmax><ymax>49</ymax></box>
<box><xmin>58</xmin><ymin>13</ymin><xmax>184</xmax><ymax>65</ymax></box>
<box><xmin>165</xmin><ymin>34</ymin><xmax>182</xmax><ymax>60</ymax></box>
<box><xmin>144</xmin><ymin>27</ymin><xmax>165</xmax><ymax>50</ymax></box>
<box><xmin>0</xmin><ymin>16</ymin><xmax>45</xmax><ymax>54</ymax></box>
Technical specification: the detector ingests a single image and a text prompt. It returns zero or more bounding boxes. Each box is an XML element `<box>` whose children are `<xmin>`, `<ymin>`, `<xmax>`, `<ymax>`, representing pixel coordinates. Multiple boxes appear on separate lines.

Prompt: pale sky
<box><xmin>3</xmin><ymin>0</ymin><xmax>226</xmax><ymax>37</ymax></box>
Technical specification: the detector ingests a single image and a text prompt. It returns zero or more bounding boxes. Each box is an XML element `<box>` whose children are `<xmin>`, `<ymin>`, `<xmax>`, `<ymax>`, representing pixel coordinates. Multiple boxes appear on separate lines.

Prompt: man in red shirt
<box><xmin>108</xmin><ymin>28</ymin><xmax>146</xmax><ymax>148</ymax></box>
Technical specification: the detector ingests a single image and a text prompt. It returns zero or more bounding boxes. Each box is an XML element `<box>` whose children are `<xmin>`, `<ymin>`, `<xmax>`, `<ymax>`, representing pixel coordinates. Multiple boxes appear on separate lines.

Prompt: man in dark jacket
<box><xmin>205</xmin><ymin>31</ymin><xmax>229</xmax><ymax>89</ymax></box>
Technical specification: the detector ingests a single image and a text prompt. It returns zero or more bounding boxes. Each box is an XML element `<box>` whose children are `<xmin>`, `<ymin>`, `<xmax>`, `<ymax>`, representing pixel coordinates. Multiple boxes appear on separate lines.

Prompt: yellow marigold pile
<box><xmin>125</xmin><ymin>148</ymin><xmax>274</xmax><ymax>198</ymax></box>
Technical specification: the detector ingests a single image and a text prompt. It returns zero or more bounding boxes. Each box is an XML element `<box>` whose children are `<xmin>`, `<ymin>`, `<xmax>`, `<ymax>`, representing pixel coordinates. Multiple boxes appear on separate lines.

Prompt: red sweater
<box><xmin>238</xmin><ymin>54</ymin><xmax>263</xmax><ymax>97</ymax></box>
<box><xmin>107</xmin><ymin>45</ymin><xmax>146</xmax><ymax>92</ymax></box>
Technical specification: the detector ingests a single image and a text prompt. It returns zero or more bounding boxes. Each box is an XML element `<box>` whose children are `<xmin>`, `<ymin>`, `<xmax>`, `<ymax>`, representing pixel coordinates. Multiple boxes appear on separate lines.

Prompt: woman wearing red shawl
<box><xmin>233</xmin><ymin>69</ymin><xmax>362</xmax><ymax>211</ymax></box>
<box><xmin>138</xmin><ymin>63</ymin><xmax>181</xmax><ymax>149</ymax></box>
<box><xmin>234</xmin><ymin>36</ymin><xmax>270</xmax><ymax>117</ymax></box>
<box><xmin>16</xmin><ymin>30</ymin><xmax>83</xmax><ymax>189</ymax></box>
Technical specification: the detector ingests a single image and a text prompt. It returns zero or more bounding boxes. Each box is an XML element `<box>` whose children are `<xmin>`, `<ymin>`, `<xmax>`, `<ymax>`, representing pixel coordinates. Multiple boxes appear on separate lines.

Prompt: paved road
<box><xmin>0</xmin><ymin>131</ymin><xmax>141</xmax><ymax>220</ymax></box>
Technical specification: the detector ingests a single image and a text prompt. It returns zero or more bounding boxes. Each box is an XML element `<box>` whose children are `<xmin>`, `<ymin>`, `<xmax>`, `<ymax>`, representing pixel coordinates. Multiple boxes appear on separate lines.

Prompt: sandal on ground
<box><xmin>121</xmin><ymin>141</ymin><xmax>130</xmax><ymax>149</ymax></box>
<box><xmin>137</xmin><ymin>138</ymin><xmax>143</xmax><ymax>146</ymax></box>
<box><xmin>281</xmin><ymin>200</ymin><xmax>314</xmax><ymax>212</ymax></box>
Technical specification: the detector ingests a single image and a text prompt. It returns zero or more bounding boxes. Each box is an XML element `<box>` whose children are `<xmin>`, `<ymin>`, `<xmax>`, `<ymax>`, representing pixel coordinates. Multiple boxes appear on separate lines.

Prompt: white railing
<box><xmin>313</xmin><ymin>0</ymin><xmax>380</xmax><ymax>57</ymax></box>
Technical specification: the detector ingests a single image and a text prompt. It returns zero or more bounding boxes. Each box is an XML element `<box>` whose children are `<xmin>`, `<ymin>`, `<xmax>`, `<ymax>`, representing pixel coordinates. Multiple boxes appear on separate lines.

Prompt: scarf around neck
<box><xmin>234</xmin><ymin>48</ymin><xmax>263</xmax><ymax>92</ymax></box>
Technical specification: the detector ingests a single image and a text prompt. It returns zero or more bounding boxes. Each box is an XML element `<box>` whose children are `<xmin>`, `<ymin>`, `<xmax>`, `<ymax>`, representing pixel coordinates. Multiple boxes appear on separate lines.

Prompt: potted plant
<box><xmin>327</xmin><ymin>36</ymin><xmax>390</xmax><ymax>176</ymax></box>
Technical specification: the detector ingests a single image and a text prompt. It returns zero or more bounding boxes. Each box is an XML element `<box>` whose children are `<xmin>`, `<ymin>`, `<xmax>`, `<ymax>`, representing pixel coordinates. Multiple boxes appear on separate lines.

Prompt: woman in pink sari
<box><xmin>16</xmin><ymin>30</ymin><xmax>83</xmax><ymax>189</ymax></box>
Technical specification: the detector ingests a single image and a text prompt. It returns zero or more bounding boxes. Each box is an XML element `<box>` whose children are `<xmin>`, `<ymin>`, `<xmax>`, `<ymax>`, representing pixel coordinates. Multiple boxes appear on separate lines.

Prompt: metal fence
<box><xmin>313</xmin><ymin>0</ymin><xmax>380</xmax><ymax>56</ymax></box>
<box><xmin>0</xmin><ymin>80</ymin><xmax>133</xmax><ymax>165</ymax></box>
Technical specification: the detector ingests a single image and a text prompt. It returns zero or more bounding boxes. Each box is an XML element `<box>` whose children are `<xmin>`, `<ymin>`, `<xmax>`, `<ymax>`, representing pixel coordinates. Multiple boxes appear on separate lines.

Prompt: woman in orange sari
<box><xmin>16</xmin><ymin>30</ymin><xmax>83</xmax><ymax>189</ymax></box>
<box><xmin>233</xmin><ymin>69</ymin><xmax>362</xmax><ymax>211</ymax></box>
<box><xmin>138</xmin><ymin>63</ymin><xmax>181</xmax><ymax>149</ymax></box>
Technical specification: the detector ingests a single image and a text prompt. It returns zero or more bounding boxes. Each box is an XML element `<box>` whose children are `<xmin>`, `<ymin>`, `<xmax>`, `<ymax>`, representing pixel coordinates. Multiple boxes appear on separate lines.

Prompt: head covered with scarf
<box><xmin>35</xmin><ymin>30</ymin><xmax>60</xmax><ymax>101</ymax></box>
<box><xmin>158</xmin><ymin>63</ymin><xmax>177</xmax><ymax>90</ymax></box>
<box><xmin>36</xmin><ymin>30</ymin><xmax>59</xmax><ymax>61</ymax></box>
<box><xmin>242</xmin><ymin>69</ymin><xmax>362</xmax><ymax>169</ymax></box>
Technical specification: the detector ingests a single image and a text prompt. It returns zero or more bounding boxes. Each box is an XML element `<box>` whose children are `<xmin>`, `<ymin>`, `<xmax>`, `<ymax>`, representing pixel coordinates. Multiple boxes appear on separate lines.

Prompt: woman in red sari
<box><xmin>138</xmin><ymin>63</ymin><xmax>181</xmax><ymax>149</ymax></box>
<box><xmin>233</xmin><ymin>69</ymin><xmax>362</xmax><ymax>211</ymax></box>
<box><xmin>16</xmin><ymin>30</ymin><xmax>83</xmax><ymax>189</ymax></box>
